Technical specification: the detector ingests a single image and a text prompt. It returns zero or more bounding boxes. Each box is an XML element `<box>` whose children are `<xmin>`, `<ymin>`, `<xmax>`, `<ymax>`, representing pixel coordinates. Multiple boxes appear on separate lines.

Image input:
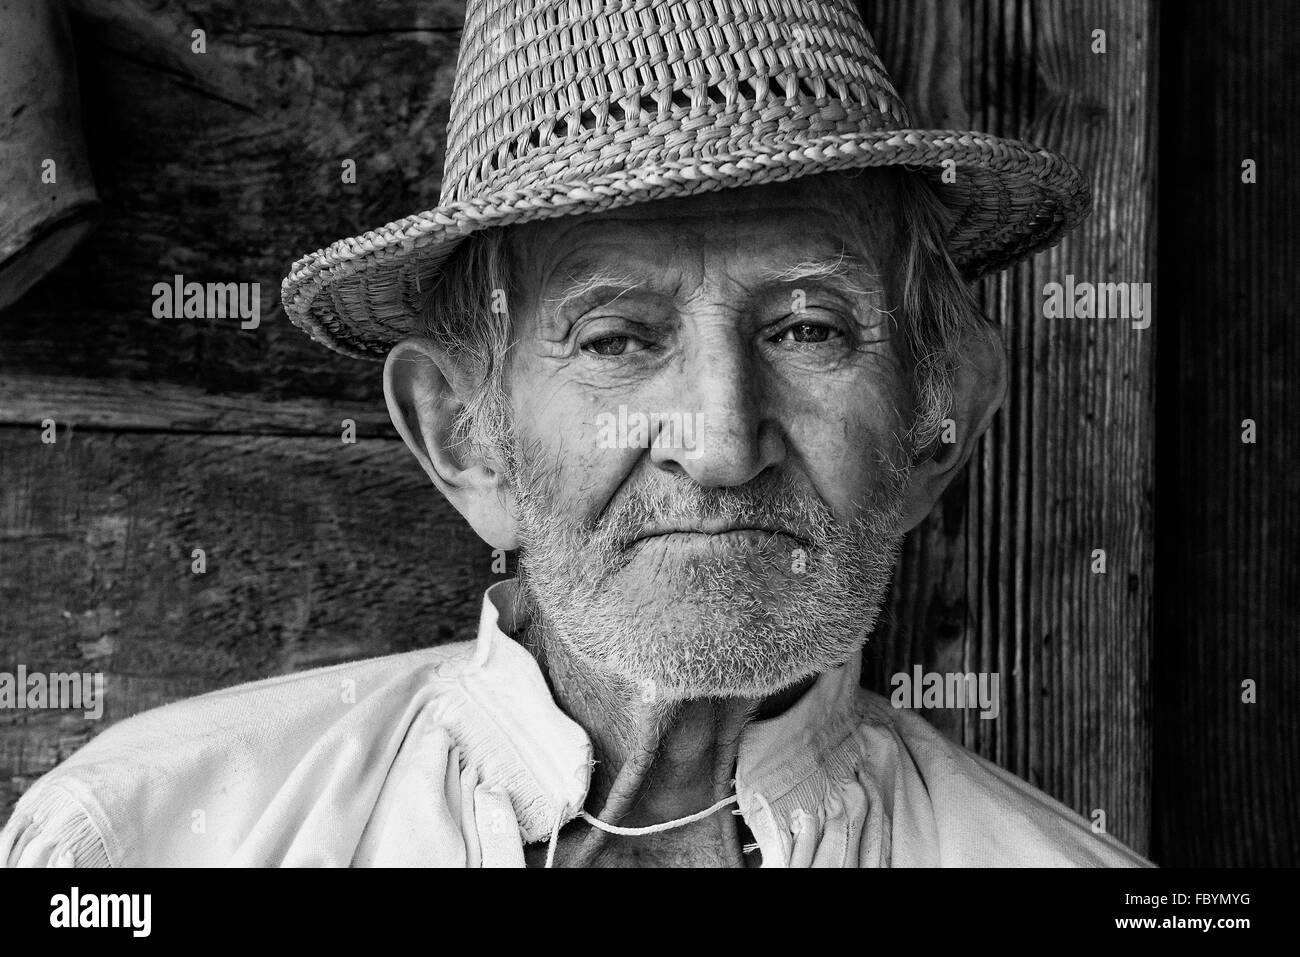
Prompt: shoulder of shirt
<box><xmin>851</xmin><ymin>687</ymin><xmax>1155</xmax><ymax>868</ymax></box>
<box><xmin>0</xmin><ymin>637</ymin><xmax>589</xmax><ymax>867</ymax></box>
<box><xmin>0</xmin><ymin>643</ymin><xmax>470</xmax><ymax>867</ymax></box>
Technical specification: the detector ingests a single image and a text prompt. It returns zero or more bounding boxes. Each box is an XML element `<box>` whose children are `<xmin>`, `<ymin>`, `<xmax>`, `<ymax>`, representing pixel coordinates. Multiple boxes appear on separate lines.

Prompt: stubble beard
<box><xmin>507</xmin><ymin>438</ymin><xmax>911</xmax><ymax>701</ymax></box>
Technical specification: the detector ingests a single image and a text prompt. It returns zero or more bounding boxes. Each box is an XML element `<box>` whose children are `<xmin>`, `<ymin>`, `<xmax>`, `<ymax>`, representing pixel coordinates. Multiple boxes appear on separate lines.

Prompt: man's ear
<box><xmin>898</xmin><ymin>321</ymin><xmax>1008</xmax><ymax>532</ymax></box>
<box><xmin>383</xmin><ymin>338</ymin><xmax>518</xmax><ymax>549</ymax></box>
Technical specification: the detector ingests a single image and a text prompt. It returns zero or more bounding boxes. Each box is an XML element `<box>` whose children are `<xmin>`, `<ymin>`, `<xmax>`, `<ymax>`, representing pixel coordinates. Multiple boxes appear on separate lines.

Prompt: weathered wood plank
<box><xmin>0</xmin><ymin>427</ymin><xmax>496</xmax><ymax>819</ymax></box>
<box><xmin>861</xmin><ymin>0</ymin><xmax>1156</xmax><ymax>854</ymax></box>
<box><xmin>0</xmin><ymin>0</ymin><xmax>465</xmax><ymax>408</ymax></box>
<box><xmin>0</xmin><ymin>373</ymin><xmax>397</xmax><ymax>436</ymax></box>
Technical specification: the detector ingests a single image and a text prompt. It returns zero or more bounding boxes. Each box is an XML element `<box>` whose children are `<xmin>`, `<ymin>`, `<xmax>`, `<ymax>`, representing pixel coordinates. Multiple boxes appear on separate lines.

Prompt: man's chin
<box><xmin>640</xmin><ymin>657</ymin><xmax>840</xmax><ymax>702</ymax></box>
<box><xmin>604</xmin><ymin>641</ymin><xmax>855</xmax><ymax>702</ymax></box>
<box><xmin>561</xmin><ymin>594</ymin><xmax>867</xmax><ymax>700</ymax></box>
<box><xmin>518</xmin><ymin>518</ymin><xmax>901</xmax><ymax>701</ymax></box>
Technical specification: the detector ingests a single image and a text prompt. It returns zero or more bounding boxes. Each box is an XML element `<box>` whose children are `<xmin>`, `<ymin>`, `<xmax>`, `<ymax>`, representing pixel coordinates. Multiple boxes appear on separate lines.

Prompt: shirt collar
<box><xmin>476</xmin><ymin>578</ymin><xmax>531</xmax><ymax>663</ymax></box>
<box><xmin>473</xmin><ymin>579</ymin><xmax>865</xmax><ymax>832</ymax></box>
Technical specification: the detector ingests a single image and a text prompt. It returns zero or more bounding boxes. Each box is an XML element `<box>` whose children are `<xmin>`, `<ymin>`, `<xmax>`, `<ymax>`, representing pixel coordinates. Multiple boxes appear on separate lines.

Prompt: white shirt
<box><xmin>1</xmin><ymin>580</ymin><xmax>1150</xmax><ymax>867</ymax></box>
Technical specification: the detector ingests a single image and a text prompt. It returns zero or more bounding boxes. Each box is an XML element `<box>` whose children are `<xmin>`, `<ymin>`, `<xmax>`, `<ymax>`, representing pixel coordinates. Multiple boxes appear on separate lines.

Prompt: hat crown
<box><xmin>283</xmin><ymin>0</ymin><xmax>1090</xmax><ymax>361</ymax></box>
<box><xmin>442</xmin><ymin>0</ymin><xmax>911</xmax><ymax>204</ymax></box>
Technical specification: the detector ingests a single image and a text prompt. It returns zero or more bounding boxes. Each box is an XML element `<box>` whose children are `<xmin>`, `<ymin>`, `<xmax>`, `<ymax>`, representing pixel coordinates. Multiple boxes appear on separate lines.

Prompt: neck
<box><xmin>520</xmin><ymin>616</ymin><xmax>815</xmax><ymax>866</ymax></box>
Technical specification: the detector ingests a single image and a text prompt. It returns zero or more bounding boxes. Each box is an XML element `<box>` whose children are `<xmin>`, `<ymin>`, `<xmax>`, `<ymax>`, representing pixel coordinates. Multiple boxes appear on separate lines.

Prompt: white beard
<box><xmin>510</xmin><ymin>450</ymin><xmax>910</xmax><ymax>700</ymax></box>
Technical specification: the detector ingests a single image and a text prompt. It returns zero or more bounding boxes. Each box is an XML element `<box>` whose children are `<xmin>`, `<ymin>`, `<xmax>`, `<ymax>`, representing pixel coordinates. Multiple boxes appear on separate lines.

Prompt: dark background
<box><xmin>1153</xmin><ymin>0</ymin><xmax>1298</xmax><ymax>867</ymax></box>
<box><xmin>0</xmin><ymin>0</ymin><xmax>1295</xmax><ymax>865</ymax></box>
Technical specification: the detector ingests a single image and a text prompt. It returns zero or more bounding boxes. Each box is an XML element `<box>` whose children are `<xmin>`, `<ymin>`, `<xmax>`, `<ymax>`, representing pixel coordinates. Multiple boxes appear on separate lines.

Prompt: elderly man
<box><xmin>2</xmin><ymin>0</ymin><xmax>1148</xmax><ymax>867</ymax></box>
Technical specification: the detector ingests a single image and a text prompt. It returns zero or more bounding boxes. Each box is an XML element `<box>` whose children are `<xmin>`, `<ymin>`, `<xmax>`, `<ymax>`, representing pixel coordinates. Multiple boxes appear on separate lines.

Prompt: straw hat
<box><xmin>282</xmin><ymin>0</ymin><xmax>1089</xmax><ymax>361</ymax></box>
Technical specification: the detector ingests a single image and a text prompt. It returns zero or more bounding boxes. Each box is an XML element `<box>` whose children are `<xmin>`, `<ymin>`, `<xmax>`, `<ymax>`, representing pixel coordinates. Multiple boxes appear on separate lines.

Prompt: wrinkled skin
<box><xmin>385</xmin><ymin>173</ymin><xmax>1006</xmax><ymax>866</ymax></box>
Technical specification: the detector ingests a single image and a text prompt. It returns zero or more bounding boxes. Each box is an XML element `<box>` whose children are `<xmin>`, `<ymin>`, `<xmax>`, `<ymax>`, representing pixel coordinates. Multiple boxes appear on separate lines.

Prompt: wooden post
<box><xmin>862</xmin><ymin>0</ymin><xmax>1157</xmax><ymax>855</ymax></box>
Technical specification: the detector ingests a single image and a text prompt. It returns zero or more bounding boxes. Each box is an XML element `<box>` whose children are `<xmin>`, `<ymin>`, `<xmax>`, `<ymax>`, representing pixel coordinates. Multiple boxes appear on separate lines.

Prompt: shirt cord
<box><xmin>544</xmin><ymin>793</ymin><xmax>741</xmax><ymax>868</ymax></box>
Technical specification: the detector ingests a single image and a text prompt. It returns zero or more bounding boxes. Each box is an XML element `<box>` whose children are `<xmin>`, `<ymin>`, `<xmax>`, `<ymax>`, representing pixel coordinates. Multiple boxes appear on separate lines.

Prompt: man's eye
<box><xmin>773</xmin><ymin>322</ymin><xmax>840</xmax><ymax>345</ymax></box>
<box><xmin>581</xmin><ymin>335</ymin><xmax>647</xmax><ymax>357</ymax></box>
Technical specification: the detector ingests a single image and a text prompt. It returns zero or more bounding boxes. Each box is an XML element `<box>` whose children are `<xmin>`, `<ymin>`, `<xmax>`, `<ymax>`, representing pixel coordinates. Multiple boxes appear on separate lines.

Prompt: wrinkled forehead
<box><xmin>505</xmin><ymin>169</ymin><xmax>905</xmax><ymax>307</ymax></box>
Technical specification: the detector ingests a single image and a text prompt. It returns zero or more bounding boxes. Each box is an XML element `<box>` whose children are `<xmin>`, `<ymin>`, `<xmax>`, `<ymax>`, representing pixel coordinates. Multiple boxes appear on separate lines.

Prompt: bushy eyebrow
<box><xmin>542</xmin><ymin>268</ymin><xmax>645</xmax><ymax>316</ymax></box>
<box><xmin>759</xmin><ymin>251</ymin><xmax>882</xmax><ymax>297</ymax></box>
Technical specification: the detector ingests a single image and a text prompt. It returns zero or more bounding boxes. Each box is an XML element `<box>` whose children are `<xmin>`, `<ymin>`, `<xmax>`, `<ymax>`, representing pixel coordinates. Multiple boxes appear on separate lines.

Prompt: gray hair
<box><xmin>415</xmin><ymin>168</ymin><xmax>992</xmax><ymax>466</ymax></box>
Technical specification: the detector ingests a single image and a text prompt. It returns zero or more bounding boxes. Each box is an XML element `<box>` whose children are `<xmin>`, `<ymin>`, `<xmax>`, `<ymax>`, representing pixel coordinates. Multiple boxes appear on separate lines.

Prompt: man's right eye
<box><xmin>581</xmin><ymin>335</ymin><xmax>646</xmax><ymax>357</ymax></box>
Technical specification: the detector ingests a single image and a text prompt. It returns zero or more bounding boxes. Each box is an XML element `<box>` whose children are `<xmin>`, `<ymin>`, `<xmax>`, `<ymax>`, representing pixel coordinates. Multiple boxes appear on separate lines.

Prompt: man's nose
<box><xmin>648</xmin><ymin>330</ymin><xmax>786</xmax><ymax>487</ymax></box>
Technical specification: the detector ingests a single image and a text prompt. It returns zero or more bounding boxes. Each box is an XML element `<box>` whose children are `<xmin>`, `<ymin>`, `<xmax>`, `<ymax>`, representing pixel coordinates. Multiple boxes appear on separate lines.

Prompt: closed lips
<box><xmin>632</xmin><ymin>524</ymin><xmax>808</xmax><ymax>545</ymax></box>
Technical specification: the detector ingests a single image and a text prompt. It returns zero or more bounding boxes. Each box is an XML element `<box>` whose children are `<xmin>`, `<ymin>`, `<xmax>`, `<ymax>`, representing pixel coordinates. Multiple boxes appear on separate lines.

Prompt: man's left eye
<box><xmin>772</xmin><ymin>322</ymin><xmax>841</xmax><ymax>345</ymax></box>
<box><xmin>581</xmin><ymin>334</ymin><xmax>648</xmax><ymax>357</ymax></box>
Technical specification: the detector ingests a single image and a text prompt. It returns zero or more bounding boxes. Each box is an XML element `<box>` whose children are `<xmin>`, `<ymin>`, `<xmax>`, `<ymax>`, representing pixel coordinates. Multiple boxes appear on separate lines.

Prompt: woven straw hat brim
<box><xmin>282</xmin><ymin>126</ymin><xmax>1089</xmax><ymax>361</ymax></box>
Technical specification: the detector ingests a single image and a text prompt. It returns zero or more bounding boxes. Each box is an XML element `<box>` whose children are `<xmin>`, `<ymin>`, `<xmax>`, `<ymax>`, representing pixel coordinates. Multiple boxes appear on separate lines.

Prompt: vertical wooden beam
<box><xmin>863</xmin><ymin>0</ymin><xmax>1156</xmax><ymax>854</ymax></box>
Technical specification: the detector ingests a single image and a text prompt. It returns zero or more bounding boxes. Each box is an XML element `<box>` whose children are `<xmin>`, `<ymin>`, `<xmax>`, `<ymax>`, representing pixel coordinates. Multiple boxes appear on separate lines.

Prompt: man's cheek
<box><xmin>536</xmin><ymin>421</ymin><xmax>635</xmax><ymax>518</ymax></box>
<box><xmin>795</xmin><ymin>416</ymin><xmax>897</xmax><ymax>514</ymax></box>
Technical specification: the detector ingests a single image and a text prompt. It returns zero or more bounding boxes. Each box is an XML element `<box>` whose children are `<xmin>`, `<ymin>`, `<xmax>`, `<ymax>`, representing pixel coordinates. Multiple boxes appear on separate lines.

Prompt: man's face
<box><xmin>499</xmin><ymin>174</ymin><xmax>919</xmax><ymax>700</ymax></box>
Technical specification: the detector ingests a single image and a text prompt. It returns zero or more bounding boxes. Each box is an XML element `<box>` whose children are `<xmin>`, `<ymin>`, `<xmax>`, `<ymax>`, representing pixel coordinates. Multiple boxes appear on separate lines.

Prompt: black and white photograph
<box><xmin>0</xmin><ymin>0</ymin><xmax>1294</xmax><ymax>914</ymax></box>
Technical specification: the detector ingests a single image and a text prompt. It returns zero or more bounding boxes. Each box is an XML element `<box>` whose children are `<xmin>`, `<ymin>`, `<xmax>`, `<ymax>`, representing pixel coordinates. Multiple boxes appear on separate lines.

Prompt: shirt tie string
<box><xmin>544</xmin><ymin>794</ymin><xmax>741</xmax><ymax>867</ymax></box>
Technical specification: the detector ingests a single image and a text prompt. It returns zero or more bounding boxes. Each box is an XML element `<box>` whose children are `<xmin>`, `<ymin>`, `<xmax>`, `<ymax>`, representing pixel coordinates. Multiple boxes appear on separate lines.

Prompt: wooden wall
<box><xmin>862</xmin><ymin>0</ymin><xmax>1156</xmax><ymax>855</ymax></box>
<box><xmin>0</xmin><ymin>0</ymin><xmax>498</xmax><ymax>817</ymax></box>
<box><xmin>2</xmin><ymin>0</ymin><xmax>1287</xmax><ymax>866</ymax></box>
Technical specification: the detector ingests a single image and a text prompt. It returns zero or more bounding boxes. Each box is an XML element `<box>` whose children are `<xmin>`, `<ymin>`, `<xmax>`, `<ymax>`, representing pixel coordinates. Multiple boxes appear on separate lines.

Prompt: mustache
<box><xmin>508</xmin><ymin>432</ymin><xmax>912</xmax><ymax>556</ymax></box>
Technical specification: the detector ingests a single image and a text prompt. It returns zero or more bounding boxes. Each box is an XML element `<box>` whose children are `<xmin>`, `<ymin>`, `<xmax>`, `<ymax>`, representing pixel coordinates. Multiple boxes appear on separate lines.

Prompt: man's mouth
<box><xmin>629</xmin><ymin>521</ymin><xmax>809</xmax><ymax>547</ymax></box>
